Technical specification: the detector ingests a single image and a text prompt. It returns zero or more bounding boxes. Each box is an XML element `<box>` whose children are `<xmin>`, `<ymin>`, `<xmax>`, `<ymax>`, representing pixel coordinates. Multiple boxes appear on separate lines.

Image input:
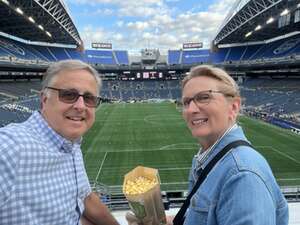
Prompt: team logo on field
<box><xmin>0</xmin><ymin>39</ymin><xmax>25</xmax><ymax>55</ymax></box>
<box><xmin>273</xmin><ymin>38</ymin><xmax>300</xmax><ymax>55</ymax></box>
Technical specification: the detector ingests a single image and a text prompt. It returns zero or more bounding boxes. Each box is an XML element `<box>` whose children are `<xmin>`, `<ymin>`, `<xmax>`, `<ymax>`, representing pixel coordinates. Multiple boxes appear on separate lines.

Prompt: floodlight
<box><xmin>38</xmin><ymin>25</ymin><xmax>44</xmax><ymax>30</ymax></box>
<box><xmin>245</xmin><ymin>31</ymin><xmax>252</xmax><ymax>37</ymax></box>
<box><xmin>28</xmin><ymin>16</ymin><xmax>35</xmax><ymax>23</ymax></box>
<box><xmin>266</xmin><ymin>17</ymin><xmax>274</xmax><ymax>24</ymax></box>
<box><xmin>46</xmin><ymin>31</ymin><xmax>52</xmax><ymax>37</ymax></box>
<box><xmin>280</xmin><ymin>9</ymin><xmax>289</xmax><ymax>16</ymax></box>
<box><xmin>15</xmin><ymin>7</ymin><xmax>23</xmax><ymax>15</ymax></box>
<box><xmin>1</xmin><ymin>0</ymin><xmax>9</xmax><ymax>5</ymax></box>
<box><xmin>255</xmin><ymin>25</ymin><xmax>262</xmax><ymax>31</ymax></box>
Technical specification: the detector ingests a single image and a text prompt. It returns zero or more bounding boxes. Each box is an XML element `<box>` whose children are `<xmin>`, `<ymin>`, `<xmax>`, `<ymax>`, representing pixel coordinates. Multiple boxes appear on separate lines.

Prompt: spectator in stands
<box><xmin>0</xmin><ymin>60</ymin><xmax>119</xmax><ymax>225</ymax></box>
<box><xmin>127</xmin><ymin>65</ymin><xmax>289</xmax><ymax>225</ymax></box>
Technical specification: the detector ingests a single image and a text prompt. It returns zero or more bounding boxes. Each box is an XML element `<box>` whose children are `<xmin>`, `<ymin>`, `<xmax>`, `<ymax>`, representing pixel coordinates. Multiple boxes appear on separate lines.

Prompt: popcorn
<box><xmin>123</xmin><ymin>166</ymin><xmax>166</xmax><ymax>225</ymax></box>
<box><xmin>124</xmin><ymin>176</ymin><xmax>157</xmax><ymax>195</ymax></box>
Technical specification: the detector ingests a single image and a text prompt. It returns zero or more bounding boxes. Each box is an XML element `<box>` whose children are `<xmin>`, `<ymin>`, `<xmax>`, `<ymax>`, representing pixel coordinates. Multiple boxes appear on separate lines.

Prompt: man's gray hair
<box><xmin>42</xmin><ymin>59</ymin><xmax>101</xmax><ymax>94</ymax></box>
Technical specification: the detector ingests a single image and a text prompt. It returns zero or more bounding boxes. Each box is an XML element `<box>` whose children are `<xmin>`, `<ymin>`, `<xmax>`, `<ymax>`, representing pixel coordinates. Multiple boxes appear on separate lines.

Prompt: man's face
<box><xmin>41</xmin><ymin>69</ymin><xmax>98</xmax><ymax>141</ymax></box>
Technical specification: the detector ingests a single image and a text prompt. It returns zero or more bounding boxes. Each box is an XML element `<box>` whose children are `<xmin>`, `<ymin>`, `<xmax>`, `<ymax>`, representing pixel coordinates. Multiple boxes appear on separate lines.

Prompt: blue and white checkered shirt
<box><xmin>0</xmin><ymin>111</ymin><xmax>91</xmax><ymax>225</ymax></box>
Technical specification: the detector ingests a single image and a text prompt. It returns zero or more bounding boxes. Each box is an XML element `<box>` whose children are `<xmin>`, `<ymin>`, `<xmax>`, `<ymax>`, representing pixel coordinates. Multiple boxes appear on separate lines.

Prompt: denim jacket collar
<box><xmin>195</xmin><ymin>125</ymin><xmax>247</xmax><ymax>171</ymax></box>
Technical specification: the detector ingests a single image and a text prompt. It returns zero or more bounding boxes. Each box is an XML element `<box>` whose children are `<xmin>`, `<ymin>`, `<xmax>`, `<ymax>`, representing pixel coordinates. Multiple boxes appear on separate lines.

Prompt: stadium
<box><xmin>0</xmin><ymin>0</ymin><xmax>299</xmax><ymax>224</ymax></box>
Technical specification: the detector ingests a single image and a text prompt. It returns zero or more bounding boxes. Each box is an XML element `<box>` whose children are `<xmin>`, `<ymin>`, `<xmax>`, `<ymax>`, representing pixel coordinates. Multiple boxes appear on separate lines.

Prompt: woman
<box><xmin>176</xmin><ymin>65</ymin><xmax>288</xmax><ymax>225</ymax></box>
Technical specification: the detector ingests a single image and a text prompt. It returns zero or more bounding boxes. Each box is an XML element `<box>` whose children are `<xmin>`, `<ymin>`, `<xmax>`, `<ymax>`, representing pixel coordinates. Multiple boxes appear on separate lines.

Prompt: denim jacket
<box><xmin>184</xmin><ymin>126</ymin><xmax>288</xmax><ymax>225</ymax></box>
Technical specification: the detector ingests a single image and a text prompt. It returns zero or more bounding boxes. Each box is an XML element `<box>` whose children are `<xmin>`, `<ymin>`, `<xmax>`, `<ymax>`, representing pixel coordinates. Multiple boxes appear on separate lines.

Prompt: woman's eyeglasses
<box><xmin>182</xmin><ymin>90</ymin><xmax>234</xmax><ymax>109</ymax></box>
<box><xmin>45</xmin><ymin>87</ymin><xmax>101</xmax><ymax>108</ymax></box>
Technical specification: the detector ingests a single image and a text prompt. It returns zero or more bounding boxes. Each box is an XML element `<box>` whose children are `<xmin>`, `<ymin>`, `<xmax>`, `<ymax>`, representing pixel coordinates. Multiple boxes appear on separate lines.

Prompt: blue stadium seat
<box><xmin>114</xmin><ymin>50</ymin><xmax>129</xmax><ymax>65</ymax></box>
<box><xmin>168</xmin><ymin>50</ymin><xmax>181</xmax><ymax>65</ymax></box>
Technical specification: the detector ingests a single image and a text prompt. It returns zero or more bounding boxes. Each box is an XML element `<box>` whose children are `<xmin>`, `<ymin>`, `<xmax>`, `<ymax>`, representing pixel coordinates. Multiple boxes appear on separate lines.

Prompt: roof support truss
<box><xmin>33</xmin><ymin>0</ymin><xmax>80</xmax><ymax>44</ymax></box>
<box><xmin>214</xmin><ymin>0</ymin><xmax>281</xmax><ymax>45</ymax></box>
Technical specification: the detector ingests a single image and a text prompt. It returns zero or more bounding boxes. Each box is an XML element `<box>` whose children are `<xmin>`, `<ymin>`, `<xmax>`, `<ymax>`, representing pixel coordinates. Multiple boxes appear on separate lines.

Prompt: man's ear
<box><xmin>40</xmin><ymin>91</ymin><xmax>47</xmax><ymax>110</ymax></box>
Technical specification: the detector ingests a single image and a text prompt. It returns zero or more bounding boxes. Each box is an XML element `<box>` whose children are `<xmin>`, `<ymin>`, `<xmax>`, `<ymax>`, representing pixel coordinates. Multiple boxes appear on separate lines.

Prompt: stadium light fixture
<box><xmin>1</xmin><ymin>0</ymin><xmax>9</xmax><ymax>5</ymax></box>
<box><xmin>15</xmin><ymin>7</ymin><xmax>23</xmax><ymax>15</ymax></box>
<box><xmin>46</xmin><ymin>31</ymin><xmax>52</xmax><ymax>37</ymax></box>
<box><xmin>245</xmin><ymin>31</ymin><xmax>252</xmax><ymax>37</ymax></box>
<box><xmin>280</xmin><ymin>9</ymin><xmax>289</xmax><ymax>16</ymax></box>
<box><xmin>297</xmin><ymin>3</ymin><xmax>300</xmax><ymax>8</ymax></box>
<box><xmin>266</xmin><ymin>17</ymin><xmax>274</xmax><ymax>24</ymax></box>
<box><xmin>255</xmin><ymin>25</ymin><xmax>262</xmax><ymax>31</ymax></box>
<box><xmin>28</xmin><ymin>16</ymin><xmax>35</xmax><ymax>23</ymax></box>
<box><xmin>38</xmin><ymin>25</ymin><xmax>44</xmax><ymax>31</ymax></box>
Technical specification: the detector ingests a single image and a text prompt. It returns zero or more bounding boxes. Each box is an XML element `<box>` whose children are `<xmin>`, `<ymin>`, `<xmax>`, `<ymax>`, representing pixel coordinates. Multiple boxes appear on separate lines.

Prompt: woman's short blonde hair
<box><xmin>182</xmin><ymin>65</ymin><xmax>240</xmax><ymax>98</ymax></box>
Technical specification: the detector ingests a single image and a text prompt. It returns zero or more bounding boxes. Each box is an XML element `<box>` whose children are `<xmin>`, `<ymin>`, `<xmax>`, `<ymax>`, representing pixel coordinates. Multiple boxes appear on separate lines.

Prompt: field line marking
<box><xmin>278</xmin><ymin>178</ymin><xmax>300</xmax><ymax>181</ymax></box>
<box><xmin>161</xmin><ymin>182</ymin><xmax>189</xmax><ymax>185</ymax></box>
<box><xmin>160</xmin><ymin>143</ymin><xmax>199</xmax><ymax>150</ymax></box>
<box><xmin>270</xmin><ymin>146</ymin><xmax>300</xmax><ymax>165</ymax></box>
<box><xmin>100</xmin><ymin>166</ymin><xmax>191</xmax><ymax>171</ymax></box>
<box><xmin>102</xmin><ymin>146</ymin><xmax>197</xmax><ymax>153</ymax></box>
<box><xmin>143</xmin><ymin>114</ymin><xmax>184</xmax><ymax>125</ymax></box>
<box><xmin>93</xmin><ymin>151</ymin><xmax>108</xmax><ymax>186</ymax></box>
<box><xmin>108</xmin><ymin>181</ymin><xmax>189</xmax><ymax>188</ymax></box>
<box><xmin>158</xmin><ymin>167</ymin><xmax>190</xmax><ymax>171</ymax></box>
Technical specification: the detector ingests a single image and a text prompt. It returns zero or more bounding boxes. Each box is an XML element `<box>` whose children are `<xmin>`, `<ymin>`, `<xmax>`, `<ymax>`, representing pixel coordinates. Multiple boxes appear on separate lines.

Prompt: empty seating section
<box><xmin>85</xmin><ymin>50</ymin><xmax>116</xmax><ymax>64</ymax></box>
<box><xmin>168</xmin><ymin>50</ymin><xmax>181</xmax><ymax>64</ymax></box>
<box><xmin>0</xmin><ymin>81</ymin><xmax>41</xmax><ymax>97</ymax></box>
<box><xmin>240</xmin><ymin>44</ymin><xmax>262</xmax><ymax>60</ymax></box>
<box><xmin>0</xmin><ymin>36</ymin><xmax>42</xmax><ymax>61</ymax></box>
<box><xmin>48</xmin><ymin>46</ymin><xmax>71</xmax><ymax>60</ymax></box>
<box><xmin>241</xmin><ymin>78</ymin><xmax>300</xmax><ymax>114</ymax></box>
<box><xmin>261</xmin><ymin>36</ymin><xmax>300</xmax><ymax>58</ymax></box>
<box><xmin>114</xmin><ymin>51</ymin><xmax>129</xmax><ymax>65</ymax></box>
<box><xmin>0</xmin><ymin>79</ymin><xmax>299</xmax><ymax>127</ymax></box>
<box><xmin>32</xmin><ymin>45</ymin><xmax>57</xmax><ymax>61</ymax></box>
<box><xmin>99</xmin><ymin>80</ymin><xmax>181</xmax><ymax>101</ymax></box>
<box><xmin>65</xmin><ymin>48</ymin><xmax>85</xmax><ymax>60</ymax></box>
<box><xmin>225</xmin><ymin>46</ymin><xmax>246</xmax><ymax>61</ymax></box>
<box><xmin>182</xmin><ymin>50</ymin><xmax>210</xmax><ymax>64</ymax></box>
<box><xmin>210</xmin><ymin>48</ymin><xmax>229</xmax><ymax>63</ymax></box>
<box><xmin>1</xmin><ymin>33</ymin><xmax>300</xmax><ymax>65</ymax></box>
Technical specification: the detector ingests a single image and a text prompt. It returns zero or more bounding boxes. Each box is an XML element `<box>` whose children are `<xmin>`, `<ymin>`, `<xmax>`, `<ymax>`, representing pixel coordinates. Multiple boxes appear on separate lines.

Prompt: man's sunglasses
<box><xmin>45</xmin><ymin>87</ymin><xmax>101</xmax><ymax>108</ymax></box>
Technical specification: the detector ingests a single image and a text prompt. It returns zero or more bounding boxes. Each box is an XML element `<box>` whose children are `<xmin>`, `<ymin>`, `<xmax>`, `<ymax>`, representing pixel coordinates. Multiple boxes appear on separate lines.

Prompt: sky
<box><xmin>64</xmin><ymin>0</ymin><xmax>237</xmax><ymax>53</ymax></box>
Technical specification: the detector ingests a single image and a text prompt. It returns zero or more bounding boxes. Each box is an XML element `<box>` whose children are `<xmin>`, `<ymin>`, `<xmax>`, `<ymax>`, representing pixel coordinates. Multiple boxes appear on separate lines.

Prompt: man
<box><xmin>0</xmin><ymin>59</ymin><xmax>119</xmax><ymax>225</ymax></box>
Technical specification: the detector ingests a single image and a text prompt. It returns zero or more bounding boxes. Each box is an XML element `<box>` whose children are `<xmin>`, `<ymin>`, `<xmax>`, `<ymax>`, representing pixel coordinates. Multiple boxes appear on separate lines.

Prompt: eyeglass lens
<box><xmin>183</xmin><ymin>91</ymin><xmax>213</xmax><ymax>108</ymax></box>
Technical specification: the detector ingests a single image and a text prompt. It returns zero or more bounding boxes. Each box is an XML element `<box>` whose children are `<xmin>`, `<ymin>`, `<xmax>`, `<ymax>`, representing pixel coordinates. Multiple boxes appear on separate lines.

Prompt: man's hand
<box><xmin>83</xmin><ymin>192</ymin><xmax>119</xmax><ymax>225</ymax></box>
<box><xmin>125</xmin><ymin>212</ymin><xmax>142</xmax><ymax>225</ymax></box>
<box><xmin>125</xmin><ymin>212</ymin><xmax>174</xmax><ymax>225</ymax></box>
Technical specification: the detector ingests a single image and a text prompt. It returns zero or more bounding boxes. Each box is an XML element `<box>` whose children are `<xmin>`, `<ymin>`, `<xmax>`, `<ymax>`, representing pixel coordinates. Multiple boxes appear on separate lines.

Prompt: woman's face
<box><xmin>182</xmin><ymin>76</ymin><xmax>240</xmax><ymax>148</ymax></box>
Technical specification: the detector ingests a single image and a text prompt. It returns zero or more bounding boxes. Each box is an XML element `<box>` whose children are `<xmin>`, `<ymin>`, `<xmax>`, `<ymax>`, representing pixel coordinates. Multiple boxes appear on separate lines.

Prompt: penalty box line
<box><xmin>93</xmin><ymin>151</ymin><xmax>108</xmax><ymax>186</ymax></box>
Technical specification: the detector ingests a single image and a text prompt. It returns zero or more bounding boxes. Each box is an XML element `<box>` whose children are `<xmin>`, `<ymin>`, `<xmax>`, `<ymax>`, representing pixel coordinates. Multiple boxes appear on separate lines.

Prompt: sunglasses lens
<box><xmin>83</xmin><ymin>95</ymin><xmax>98</xmax><ymax>107</ymax></box>
<box><xmin>59</xmin><ymin>90</ymin><xmax>79</xmax><ymax>103</ymax></box>
<box><xmin>54</xmin><ymin>88</ymin><xmax>100</xmax><ymax>108</ymax></box>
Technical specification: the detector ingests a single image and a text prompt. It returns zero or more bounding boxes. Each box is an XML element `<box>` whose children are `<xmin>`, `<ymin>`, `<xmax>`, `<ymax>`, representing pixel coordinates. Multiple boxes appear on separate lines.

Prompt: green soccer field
<box><xmin>82</xmin><ymin>102</ymin><xmax>300</xmax><ymax>193</ymax></box>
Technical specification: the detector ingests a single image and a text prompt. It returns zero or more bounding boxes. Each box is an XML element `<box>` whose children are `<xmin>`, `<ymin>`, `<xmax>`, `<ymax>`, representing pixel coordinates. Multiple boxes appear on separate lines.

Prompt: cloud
<box><xmin>73</xmin><ymin>0</ymin><xmax>233</xmax><ymax>51</ymax></box>
<box><xmin>127</xmin><ymin>21</ymin><xmax>150</xmax><ymax>31</ymax></box>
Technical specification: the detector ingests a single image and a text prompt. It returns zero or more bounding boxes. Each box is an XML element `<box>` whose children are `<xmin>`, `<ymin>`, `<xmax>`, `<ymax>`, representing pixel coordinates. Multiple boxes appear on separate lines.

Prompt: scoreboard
<box><xmin>120</xmin><ymin>70</ymin><xmax>182</xmax><ymax>80</ymax></box>
<box><xmin>136</xmin><ymin>71</ymin><xmax>163</xmax><ymax>79</ymax></box>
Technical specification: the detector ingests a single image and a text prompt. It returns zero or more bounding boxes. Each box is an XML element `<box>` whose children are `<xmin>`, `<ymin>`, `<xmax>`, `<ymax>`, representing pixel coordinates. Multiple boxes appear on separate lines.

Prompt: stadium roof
<box><xmin>213</xmin><ymin>0</ymin><xmax>300</xmax><ymax>46</ymax></box>
<box><xmin>0</xmin><ymin>0</ymin><xmax>81</xmax><ymax>45</ymax></box>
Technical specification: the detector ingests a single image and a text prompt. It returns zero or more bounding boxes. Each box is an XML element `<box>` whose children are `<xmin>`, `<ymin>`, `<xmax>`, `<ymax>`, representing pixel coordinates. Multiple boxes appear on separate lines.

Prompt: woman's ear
<box><xmin>229</xmin><ymin>97</ymin><xmax>241</xmax><ymax>121</ymax></box>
